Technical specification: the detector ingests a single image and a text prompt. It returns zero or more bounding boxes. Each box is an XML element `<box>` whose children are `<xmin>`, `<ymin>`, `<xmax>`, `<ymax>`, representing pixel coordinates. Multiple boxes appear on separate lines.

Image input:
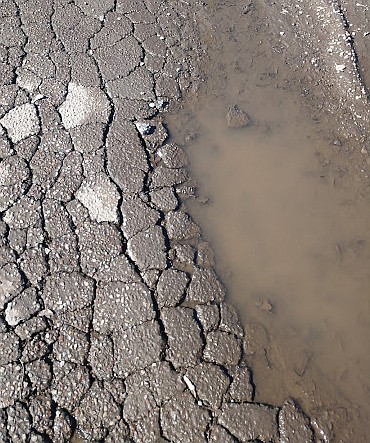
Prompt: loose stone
<box><xmin>226</xmin><ymin>104</ymin><xmax>251</xmax><ymax>128</ymax></box>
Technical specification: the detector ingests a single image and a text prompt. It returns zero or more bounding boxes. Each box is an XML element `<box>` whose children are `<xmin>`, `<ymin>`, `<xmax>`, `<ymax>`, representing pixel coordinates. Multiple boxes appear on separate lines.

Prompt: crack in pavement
<box><xmin>5</xmin><ymin>0</ymin><xmax>362</xmax><ymax>441</ymax></box>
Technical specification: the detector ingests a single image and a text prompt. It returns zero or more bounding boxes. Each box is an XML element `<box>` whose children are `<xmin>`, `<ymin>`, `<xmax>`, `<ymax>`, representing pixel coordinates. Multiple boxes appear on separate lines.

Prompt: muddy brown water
<box><xmin>168</xmin><ymin>2</ymin><xmax>370</xmax><ymax>441</ymax></box>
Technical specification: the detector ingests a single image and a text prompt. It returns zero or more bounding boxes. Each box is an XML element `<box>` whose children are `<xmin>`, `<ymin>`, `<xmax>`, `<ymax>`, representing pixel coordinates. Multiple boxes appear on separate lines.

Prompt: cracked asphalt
<box><xmin>2</xmin><ymin>0</ymin><xmax>370</xmax><ymax>442</ymax></box>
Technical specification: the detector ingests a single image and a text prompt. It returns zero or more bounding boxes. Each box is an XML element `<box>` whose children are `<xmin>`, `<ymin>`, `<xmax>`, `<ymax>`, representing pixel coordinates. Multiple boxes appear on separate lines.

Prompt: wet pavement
<box><xmin>0</xmin><ymin>0</ymin><xmax>369</xmax><ymax>442</ymax></box>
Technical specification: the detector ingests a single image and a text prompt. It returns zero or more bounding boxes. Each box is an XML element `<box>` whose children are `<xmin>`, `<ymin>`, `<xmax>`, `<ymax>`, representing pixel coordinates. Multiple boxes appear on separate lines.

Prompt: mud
<box><xmin>168</xmin><ymin>1</ymin><xmax>370</xmax><ymax>441</ymax></box>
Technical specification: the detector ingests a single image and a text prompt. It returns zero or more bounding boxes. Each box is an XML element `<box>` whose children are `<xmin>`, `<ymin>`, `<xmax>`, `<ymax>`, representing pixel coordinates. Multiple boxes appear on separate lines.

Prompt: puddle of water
<box><xmin>177</xmin><ymin>95</ymin><xmax>370</xmax><ymax>441</ymax></box>
<box><xmin>168</xmin><ymin>3</ymin><xmax>370</xmax><ymax>440</ymax></box>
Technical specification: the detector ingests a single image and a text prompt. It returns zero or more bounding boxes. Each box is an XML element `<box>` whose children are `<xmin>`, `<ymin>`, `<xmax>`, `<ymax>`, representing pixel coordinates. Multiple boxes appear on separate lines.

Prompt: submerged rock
<box><xmin>226</xmin><ymin>104</ymin><xmax>251</xmax><ymax>128</ymax></box>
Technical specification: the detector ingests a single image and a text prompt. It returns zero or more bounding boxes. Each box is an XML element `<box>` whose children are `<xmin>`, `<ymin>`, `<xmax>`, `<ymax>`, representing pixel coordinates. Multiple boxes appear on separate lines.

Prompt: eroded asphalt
<box><xmin>1</xmin><ymin>0</ymin><xmax>368</xmax><ymax>442</ymax></box>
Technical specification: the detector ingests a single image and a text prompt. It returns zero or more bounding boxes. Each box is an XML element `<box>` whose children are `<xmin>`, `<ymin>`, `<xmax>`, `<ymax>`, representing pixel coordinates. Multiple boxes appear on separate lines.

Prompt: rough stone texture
<box><xmin>209</xmin><ymin>425</ymin><xmax>237</xmax><ymax>443</ymax></box>
<box><xmin>226</xmin><ymin>104</ymin><xmax>251</xmax><ymax>128</ymax></box>
<box><xmin>5</xmin><ymin>288</ymin><xmax>41</xmax><ymax>326</ymax></box>
<box><xmin>131</xmin><ymin>410</ymin><xmax>161</xmax><ymax>443</ymax></box>
<box><xmin>88</xmin><ymin>333</ymin><xmax>114</xmax><ymax>380</ymax></box>
<box><xmin>172</xmin><ymin>244</ymin><xmax>196</xmax><ymax>266</ymax></box>
<box><xmin>123</xmin><ymin>372</ymin><xmax>157</xmax><ymax>422</ymax></box>
<box><xmin>103</xmin><ymin>378</ymin><xmax>126</xmax><ymax>406</ymax></box>
<box><xmin>76</xmin><ymin>173</ymin><xmax>120</xmax><ymax>223</ymax></box>
<box><xmin>7</xmin><ymin>402</ymin><xmax>32</xmax><ymax>443</ymax></box>
<box><xmin>53</xmin><ymin>325</ymin><xmax>89</xmax><ymax>364</ymax></box>
<box><xmin>150</xmin><ymin>186</ymin><xmax>178</xmax><ymax>211</ymax></box>
<box><xmin>161</xmin><ymin>307</ymin><xmax>203</xmax><ymax>369</ymax></box>
<box><xmin>219</xmin><ymin>403</ymin><xmax>280</xmax><ymax>442</ymax></box>
<box><xmin>150</xmin><ymin>165</ymin><xmax>189</xmax><ymax>189</ymax></box>
<box><xmin>0</xmin><ymin>364</ymin><xmax>25</xmax><ymax>408</ymax></box>
<box><xmin>108</xmin><ymin>67</ymin><xmax>155</xmax><ymax>101</ymax></box>
<box><xmin>161</xmin><ymin>391</ymin><xmax>210</xmax><ymax>443</ymax></box>
<box><xmin>26</xmin><ymin>360</ymin><xmax>52</xmax><ymax>392</ymax></box>
<box><xmin>156</xmin><ymin>269</ymin><xmax>189</xmax><ymax>308</ymax></box>
<box><xmin>127</xmin><ymin>226</ymin><xmax>167</xmax><ymax>271</ymax></box>
<box><xmin>279</xmin><ymin>399</ymin><xmax>314</xmax><ymax>443</ymax></box>
<box><xmin>0</xmin><ymin>263</ymin><xmax>24</xmax><ymax>310</ymax></box>
<box><xmin>0</xmin><ymin>409</ymin><xmax>6</xmax><ymax>441</ymax></box>
<box><xmin>122</xmin><ymin>360</ymin><xmax>183</xmax><ymax>427</ymax></box>
<box><xmin>78</xmin><ymin>221</ymin><xmax>122</xmax><ymax>276</ymax></box>
<box><xmin>157</xmin><ymin>143</ymin><xmax>187</xmax><ymax>168</ymax></box>
<box><xmin>165</xmin><ymin>210</ymin><xmax>201</xmax><ymax>241</ymax></box>
<box><xmin>51</xmin><ymin>361</ymin><xmax>90</xmax><ymax>411</ymax></box>
<box><xmin>75</xmin><ymin>383</ymin><xmax>121</xmax><ymax>441</ymax></box>
<box><xmin>15</xmin><ymin>316</ymin><xmax>49</xmax><ymax>341</ymax></box>
<box><xmin>42</xmin><ymin>272</ymin><xmax>95</xmax><ymax>313</ymax></box>
<box><xmin>0</xmin><ymin>155</ymin><xmax>31</xmax><ymax>211</ymax></box>
<box><xmin>29</xmin><ymin>394</ymin><xmax>52</xmax><ymax>434</ymax></box>
<box><xmin>204</xmin><ymin>331</ymin><xmax>242</xmax><ymax>367</ymax></box>
<box><xmin>105</xmin><ymin>420</ymin><xmax>130</xmax><ymax>443</ymax></box>
<box><xmin>220</xmin><ymin>302</ymin><xmax>244</xmax><ymax>338</ymax></box>
<box><xmin>53</xmin><ymin>408</ymin><xmax>74</xmax><ymax>443</ymax></box>
<box><xmin>94</xmin><ymin>254</ymin><xmax>140</xmax><ymax>283</ymax></box>
<box><xmin>195</xmin><ymin>304</ymin><xmax>220</xmax><ymax>332</ymax></box>
<box><xmin>196</xmin><ymin>241</ymin><xmax>215</xmax><ymax>268</ymax></box>
<box><xmin>121</xmin><ymin>196</ymin><xmax>160</xmax><ymax>238</ymax></box>
<box><xmin>0</xmin><ymin>103</ymin><xmax>39</xmax><ymax>143</ymax></box>
<box><xmin>228</xmin><ymin>366</ymin><xmax>254</xmax><ymax>403</ymax></box>
<box><xmin>94</xmin><ymin>36</ymin><xmax>143</xmax><ymax>81</ymax></box>
<box><xmin>146</xmin><ymin>361</ymin><xmax>184</xmax><ymax>404</ymax></box>
<box><xmin>0</xmin><ymin>332</ymin><xmax>20</xmax><ymax>365</ymax></box>
<box><xmin>260</xmin><ymin>0</ymin><xmax>370</xmax><ymax>141</ymax></box>
<box><xmin>113</xmin><ymin>320</ymin><xmax>164</xmax><ymax>376</ymax></box>
<box><xmin>93</xmin><ymin>281</ymin><xmax>155</xmax><ymax>332</ymax></box>
<box><xmin>186</xmin><ymin>362</ymin><xmax>230</xmax><ymax>409</ymax></box>
<box><xmin>59</xmin><ymin>82</ymin><xmax>110</xmax><ymax>129</ymax></box>
<box><xmin>187</xmin><ymin>268</ymin><xmax>226</xmax><ymax>304</ymax></box>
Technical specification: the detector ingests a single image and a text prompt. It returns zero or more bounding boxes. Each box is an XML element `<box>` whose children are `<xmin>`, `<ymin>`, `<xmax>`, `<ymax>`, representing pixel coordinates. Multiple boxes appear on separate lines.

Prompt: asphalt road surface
<box><xmin>1</xmin><ymin>0</ymin><xmax>369</xmax><ymax>441</ymax></box>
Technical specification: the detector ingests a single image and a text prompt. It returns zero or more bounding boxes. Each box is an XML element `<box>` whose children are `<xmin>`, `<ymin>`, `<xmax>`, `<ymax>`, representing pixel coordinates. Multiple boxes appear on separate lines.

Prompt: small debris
<box><xmin>135</xmin><ymin>121</ymin><xmax>154</xmax><ymax>136</ymax></box>
<box><xmin>183</xmin><ymin>375</ymin><xmax>197</xmax><ymax>398</ymax></box>
<box><xmin>331</xmin><ymin>138</ymin><xmax>342</xmax><ymax>146</ymax></box>
<box><xmin>185</xmin><ymin>132</ymin><xmax>201</xmax><ymax>143</ymax></box>
<box><xmin>242</xmin><ymin>1</ymin><xmax>254</xmax><ymax>14</ymax></box>
<box><xmin>255</xmin><ymin>299</ymin><xmax>273</xmax><ymax>313</ymax></box>
<box><xmin>31</xmin><ymin>94</ymin><xmax>45</xmax><ymax>103</ymax></box>
<box><xmin>335</xmin><ymin>64</ymin><xmax>346</xmax><ymax>73</ymax></box>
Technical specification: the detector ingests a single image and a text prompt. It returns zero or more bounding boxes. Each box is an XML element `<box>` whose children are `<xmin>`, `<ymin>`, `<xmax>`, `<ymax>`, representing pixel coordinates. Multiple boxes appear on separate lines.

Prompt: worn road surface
<box><xmin>1</xmin><ymin>0</ymin><xmax>369</xmax><ymax>442</ymax></box>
